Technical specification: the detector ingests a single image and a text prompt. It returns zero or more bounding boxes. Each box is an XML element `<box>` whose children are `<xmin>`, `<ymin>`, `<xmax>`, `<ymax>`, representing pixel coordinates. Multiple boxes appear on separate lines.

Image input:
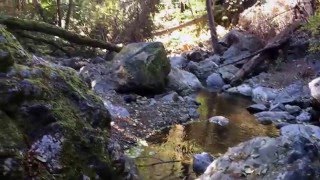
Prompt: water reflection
<box><xmin>133</xmin><ymin>91</ymin><xmax>279</xmax><ymax>179</ymax></box>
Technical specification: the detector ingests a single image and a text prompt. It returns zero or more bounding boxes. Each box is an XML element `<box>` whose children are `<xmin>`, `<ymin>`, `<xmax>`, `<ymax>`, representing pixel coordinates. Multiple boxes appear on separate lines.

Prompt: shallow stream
<box><xmin>127</xmin><ymin>91</ymin><xmax>279</xmax><ymax>179</ymax></box>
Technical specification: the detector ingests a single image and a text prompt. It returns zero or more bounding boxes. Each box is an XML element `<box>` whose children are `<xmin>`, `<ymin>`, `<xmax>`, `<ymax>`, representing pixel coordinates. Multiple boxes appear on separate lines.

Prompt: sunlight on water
<box><xmin>131</xmin><ymin>91</ymin><xmax>279</xmax><ymax>180</ymax></box>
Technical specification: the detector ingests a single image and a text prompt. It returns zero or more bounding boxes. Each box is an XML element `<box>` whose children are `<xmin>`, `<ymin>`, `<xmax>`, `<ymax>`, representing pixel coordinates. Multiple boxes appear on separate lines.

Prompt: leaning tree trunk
<box><xmin>206</xmin><ymin>0</ymin><xmax>222</xmax><ymax>54</ymax></box>
<box><xmin>65</xmin><ymin>0</ymin><xmax>73</xmax><ymax>30</ymax></box>
<box><xmin>0</xmin><ymin>16</ymin><xmax>122</xmax><ymax>52</ymax></box>
<box><xmin>56</xmin><ymin>0</ymin><xmax>62</xmax><ymax>27</ymax></box>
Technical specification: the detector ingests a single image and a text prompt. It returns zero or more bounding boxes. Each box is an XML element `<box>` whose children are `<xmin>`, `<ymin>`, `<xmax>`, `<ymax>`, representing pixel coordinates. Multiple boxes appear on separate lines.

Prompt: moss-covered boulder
<box><xmin>112</xmin><ymin>42</ymin><xmax>171</xmax><ymax>93</ymax></box>
<box><xmin>0</xmin><ymin>27</ymin><xmax>120</xmax><ymax>179</ymax></box>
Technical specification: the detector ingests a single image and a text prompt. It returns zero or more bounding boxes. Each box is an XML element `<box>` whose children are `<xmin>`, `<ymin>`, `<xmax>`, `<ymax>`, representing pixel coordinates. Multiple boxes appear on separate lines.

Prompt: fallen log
<box><xmin>152</xmin><ymin>14</ymin><xmax>207</xmax><ymax>36</ymax></box>
<box><xmin>0</xmin><ymin>16</ymin><xmax>122</xmax><ymax>52</ymax></box>
<box><xmin>230</xmin><ymin>21</ymin><xmax>302</xmax><ymax>85</ymax></box>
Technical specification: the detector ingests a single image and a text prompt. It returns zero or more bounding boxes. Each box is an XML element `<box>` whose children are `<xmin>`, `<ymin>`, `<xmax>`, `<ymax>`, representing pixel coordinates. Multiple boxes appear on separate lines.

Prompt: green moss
<box><xmin>0</xmin><ymin>110</ymin><xmax>25</xmax><ymax>153</ymax></box>
<box><xmin>0</xmin><ymin>26</ymin><xmax>30</xmax><ymax>64</ymax></box>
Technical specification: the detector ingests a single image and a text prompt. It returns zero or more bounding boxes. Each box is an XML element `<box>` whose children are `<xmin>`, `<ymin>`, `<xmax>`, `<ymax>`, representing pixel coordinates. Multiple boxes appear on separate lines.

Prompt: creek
<box><xmin>126</xmin><ymin>91</ymin><xmax>279</xmax><ymax>179</ymax></box>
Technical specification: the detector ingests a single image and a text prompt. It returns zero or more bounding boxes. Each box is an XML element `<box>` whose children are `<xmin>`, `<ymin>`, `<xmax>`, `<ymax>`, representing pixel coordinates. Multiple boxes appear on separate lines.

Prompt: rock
<box><xmin>169</xmin><ymin>55</ymin><xmax>188</xmax><ymax>69</ymax></box>
<box><xmin>209</xmin><ymin>116</ymin><xmax>229</xmax><ymax>126</ymax></box>
<box><xmin>284</xmin><ymin>104</ymin><xmax>302</xmax><ymax>114</ymax></box>
<box><xmin>269</xmin><ymin>103</ymin><xmax>285</xmax><ymax>111</ymax></box>
<box><xmin>273</xmin><ymin>82</ymin><xmax>310</xmax><ymax>105</ymax></box>
<box><xmin>226</xmin><ymin>84</ymin><xmax>252</xmax><ymax>97</ymax></box>
<box><xmin>161</xmin><ymin>92</ymin><xmax>179</xmax><ymax>103</ymax></box>
<box><xmin>193</xmin><ymin>152</ymin><xmax>215</xmax><ymax>175</ymax></box>
<box><xmin>186</xmin><ymin>50</ymin><xmax>208</xmax><ymax>62</ymax></box>
<box><xmin>200</xmin><ymin>125</ymin><xmax>320</xmax><ymax>179</ymax></box>
<box><xmin>206</xmin><ymin>73</ymin><xmax>225</xmax><ymax>91</ymax></box>
<box><xmin>167</xmin><ymin>67</ymin><xmax>203</xmax><ymax>96</ymax></box>
<box><xmin>188</xmin><ymin>59</ymin><xmax>218</xmax><ymax>82</ymax></box>
<box><xmin>112</xmin><ymin>42</ymin><xmax>171</xmax><ymax>93</ymax></box>
<box><xmin>0</xmin><ymin>50</ymin><xmax>13</xmax><ymax>72</ymax></box>
<box><xmin>54</xmin><ymin>57</ymin><xmax>89</xmax><ymax>70</ymax></box>
<box><xmin>254</xmin><ymin>111</ymin><xmax>295</xmax><ymax>125</ymax></box>
<box><xmin>0</xmin><ymin>28</ymin><xmax>123</xmax><ymax>179</ymax></box>
<box><xmin>309</xmin><ymin>77</ymin><xmax>320</xmax><ymax>103</ymax></box>
<box><xmin>247</xmin><ymin>104</ymin><xmax>267</xmax><ymax>113</ymax></box>
<box><xmin>280</xmin><ymin>124</ymin><xmax>320</xmax><ymax>140</ymax></box>
<box><xmin>79</xmin><ymin>61</ymin><xmax>117</xmax><ymax>94</ymax></box>
<box><xmin>296</xmin><ymin>111</ymin><xmax>311</xmax><ymax>122</ymax></box>
<box><xmin>206</xmin><ymin>54</ymin><xmax>222</xmax><ymax>65</ymax></box>
<box><xmin>252</xmin><ymin>86</ymin><xmax>278</xmax><ymax>104</ymax></box>
<box><xmin>123</xmin><ymin>94</ymin><xmax>137</xmax><ymax>103</ymax></box>
<box><xmin>217</xmin><ymin>65</ymin><xmax>239</xmax><ymax>82</ymax></box>
<box><xmin>220</xmin><ymin>30</ymin><xmax>264</xmax><ymax>64</ymax></box>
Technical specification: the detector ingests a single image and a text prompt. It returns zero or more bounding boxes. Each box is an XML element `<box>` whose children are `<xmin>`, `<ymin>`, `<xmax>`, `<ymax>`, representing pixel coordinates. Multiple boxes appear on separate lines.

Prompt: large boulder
<box><xmin>252</xmin><ymin>86</ymin><xmax>278</xmax><ymax>104</ymax></box>
<box><xmin>206</xmin><ymin>73</ymin><xmax>225</xmax><ymax>91</ymax></box>
<box><xmin>187</xmin><ymin>59</ymin><xmax>218</xmax><ymax>82</ymax></box>
<box><xmin>309</xmin><ymin>77</ymin><xmax>320</xmax><ymax>103</ymax></box>
<box><xmin>220</xmin><ymin>30</ymin><xmax>264</xmax><ymax>65</ymax></box>
<box><xmin>112</xmin><ymin>42</ymin><xmax>171</xmax><ymax>93</ymax></box>
<box><xmin>0</xmin><ymin>28</ymin><xmax>122</xmax><ymax>179</ymax></box>
<box><xmin>254</xmin><ymin>111</ymin><xmax>295</xmax><ymax>125</ymax></box>
<box><xmin>200</xmin><ymin>125</ymin><xmax>320</xmax><ymax>179</ymax></box>
<box><xmin>167</xmin><ymin>67</ymin><xmax>203</xmax><ymax>96</ymax></box>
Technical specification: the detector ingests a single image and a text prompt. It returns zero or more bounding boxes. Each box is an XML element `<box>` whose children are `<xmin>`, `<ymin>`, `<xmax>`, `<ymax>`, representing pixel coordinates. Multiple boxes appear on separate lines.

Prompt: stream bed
<box><xmin>126</xmin><ymin>91</ymin><xmax>279</xmax><ymax>179</ymax></box>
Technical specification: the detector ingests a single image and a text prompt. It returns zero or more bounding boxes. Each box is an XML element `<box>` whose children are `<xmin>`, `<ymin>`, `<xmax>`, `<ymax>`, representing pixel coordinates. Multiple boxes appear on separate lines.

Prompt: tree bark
<box><xmin>57</xmin><ymin>0</ymin><xmax>62</xmax><ymax>27</ymax></box>
<box><xmin>65</xmin><ymin>0</ymin><xmax>73</xmax><ymax>30</ymax></box>
<box><xmin>33</xmin><ymin>0</ymin><xmax>48</xmax><ymax>22</ymax></box>
<box><xmin>206</xmin><ymin>0</ymin><xmax>222</xmax><ymax>54</ymax></box>
<box><xmin>0</xmin><ymin>16</ymin><xmax>122</xmax><ymax>52</ymax></box>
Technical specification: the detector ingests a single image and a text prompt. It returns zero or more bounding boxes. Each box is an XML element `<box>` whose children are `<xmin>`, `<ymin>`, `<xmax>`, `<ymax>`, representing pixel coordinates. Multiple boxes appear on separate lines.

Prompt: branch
<box><xmin>137</xmin><ymin>160</ymin><xmax>180</xmax><ymax>167</ymax></box>
<box><xmin>152</xmin><ymin>14</ymin><xmax>207</xmax><ymax>36</ymax></box>
<box><xmin>0</xmin><ymin>16</ymin><xmax>122</xmax><ymax>52</ymax></box>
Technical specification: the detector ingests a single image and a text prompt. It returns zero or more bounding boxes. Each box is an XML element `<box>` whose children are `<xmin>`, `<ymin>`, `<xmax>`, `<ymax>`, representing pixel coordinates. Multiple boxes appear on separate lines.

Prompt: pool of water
<box><xmin>127</xmin><ymin>91</ymin><xmax>279</xmax><ymax>180</ymax></box>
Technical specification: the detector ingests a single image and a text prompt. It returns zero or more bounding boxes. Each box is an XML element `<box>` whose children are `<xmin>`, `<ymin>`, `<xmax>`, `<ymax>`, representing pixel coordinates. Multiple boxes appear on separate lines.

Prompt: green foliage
<box><xmin>303</xmin><ymin>10</ymin><xmax>320</xmax><ymax>53</ymax></box>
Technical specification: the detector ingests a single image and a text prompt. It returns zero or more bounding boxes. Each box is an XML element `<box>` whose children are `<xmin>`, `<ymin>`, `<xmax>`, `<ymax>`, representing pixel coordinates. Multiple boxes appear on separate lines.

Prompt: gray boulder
<box><xmin>200</xmin><ymin>125</ymin><xmax>320</xmax><ymax>180</ymax></box>
<box><xmin>296</xmin><ymin>111</ymin><xmax>311</xmax><ymax>122</ymax></box>
<box><xmin>227</xmin><ymin>84</ymin><xmax>252</xmax><ymax>97</ymax></box>
<box><xmin>273</xmin><ymin>82</ymin><xmax>310</xmax><ymax>105</ymax></box>
<box><xmin>217</xmin><ymin>65</ymin><xmax>239</xmax><ymax>82</ymax></box>
<box><xmin>252</xmin><ymin>86</ymin><xmax>278</xmax><ymax>104</ymax></box>
<box><xmin>167</xmin><ymin>67</ymin><xmax>203</xmax><ymax>96</ymax></box>
<box><xmin>206</xmin><ymin>73</ymin><xmax>225</xmax><ymax>91</ymax></box>
<box><xmin>188</xmin><ymin>59</ymin><xmax>218</xmax><ymax>82</ymax></box>
<box><xmin>209</xmin><ymin>116</ymin><xmax>229</xmax><ymax>126</ymax></box>
<box><xmin>284</xmin><ymin>104</ymin><xmax>301</xmax><ymax>114</ymax></box>
<box><xmin>247</xmin><ymin>104</ymin><xmax>267</xmax><ymax>113</ymax></box>
<box><xmin>220</xmin><ymin>30</ymin><xmax>264</xmax><ymax>64</ymax></box>
<box><xmin>254</xmin><ymin>111</ymin><xmax>295</xmax><ymax>125</ymax></box>
<box><xmin>112</xmin><ymin>42</ymin><xmax>171</xmax><ymax>93</ymax></box>
<box><xmin>309</xmin><ymin>77</ymin><xmax>320</xmax><ymax>103</ymax></box>
<box><xmin>193</xmin><ymin>152</ymin><xmax>215</xmax><ymax>175</ymax></box>
<box><xmin>169</xmin><ymin>55</ymin><xmax>188</xmax><ymax>69</ymax></box>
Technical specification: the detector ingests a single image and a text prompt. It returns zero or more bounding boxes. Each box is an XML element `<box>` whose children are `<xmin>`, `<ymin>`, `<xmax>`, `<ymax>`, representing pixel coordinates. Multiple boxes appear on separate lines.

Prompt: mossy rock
<box><xmin>0</xmin><ymin>27</ymin><xmax>120</xmax><ymax>179</ymax></box>
<box><xmin>113</xmin><ymin>42</ymin><xmax>171</xmax><ymax>93</ymax></box>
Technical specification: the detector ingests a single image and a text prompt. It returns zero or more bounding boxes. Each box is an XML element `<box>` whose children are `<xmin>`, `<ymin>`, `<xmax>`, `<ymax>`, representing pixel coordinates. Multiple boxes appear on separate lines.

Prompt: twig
<box><xmin>137</xmin><ymin>160</ymin><xmax>180</xmax><ymax>167</ymax></box>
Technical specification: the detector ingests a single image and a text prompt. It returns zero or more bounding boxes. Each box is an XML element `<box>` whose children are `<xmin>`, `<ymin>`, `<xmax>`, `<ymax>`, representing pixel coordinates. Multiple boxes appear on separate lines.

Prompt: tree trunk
<box><xmin>57</xmin><ymin>0</ymin><xmax>62</xmax><ymax>27</ymax></box>
<box><xmin>65</xmin><ymin>0</ymin><xmax>73</xmax><ymax>30</ymax></box>
<box><xmin>206</xmin><ymin>0</ymin><xmax>222</xmax><ymax>54</ymax></box>
<box><xmin>0</xmin><ymin>16</ymin><xmax>122</xmax><ymax>52</ymax></box>
<box><xmin>33</xmin><ymin>0</ymin><xmax>48</xmax><ymax>22</ymax></box>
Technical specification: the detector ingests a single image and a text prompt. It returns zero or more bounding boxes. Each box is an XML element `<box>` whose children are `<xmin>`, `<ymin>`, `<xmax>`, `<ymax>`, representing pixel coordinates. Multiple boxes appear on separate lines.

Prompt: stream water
<box><xmin>127</xmin><ymin>91</ymin><xmax>279</xmax><ymax>180</ymax></box>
